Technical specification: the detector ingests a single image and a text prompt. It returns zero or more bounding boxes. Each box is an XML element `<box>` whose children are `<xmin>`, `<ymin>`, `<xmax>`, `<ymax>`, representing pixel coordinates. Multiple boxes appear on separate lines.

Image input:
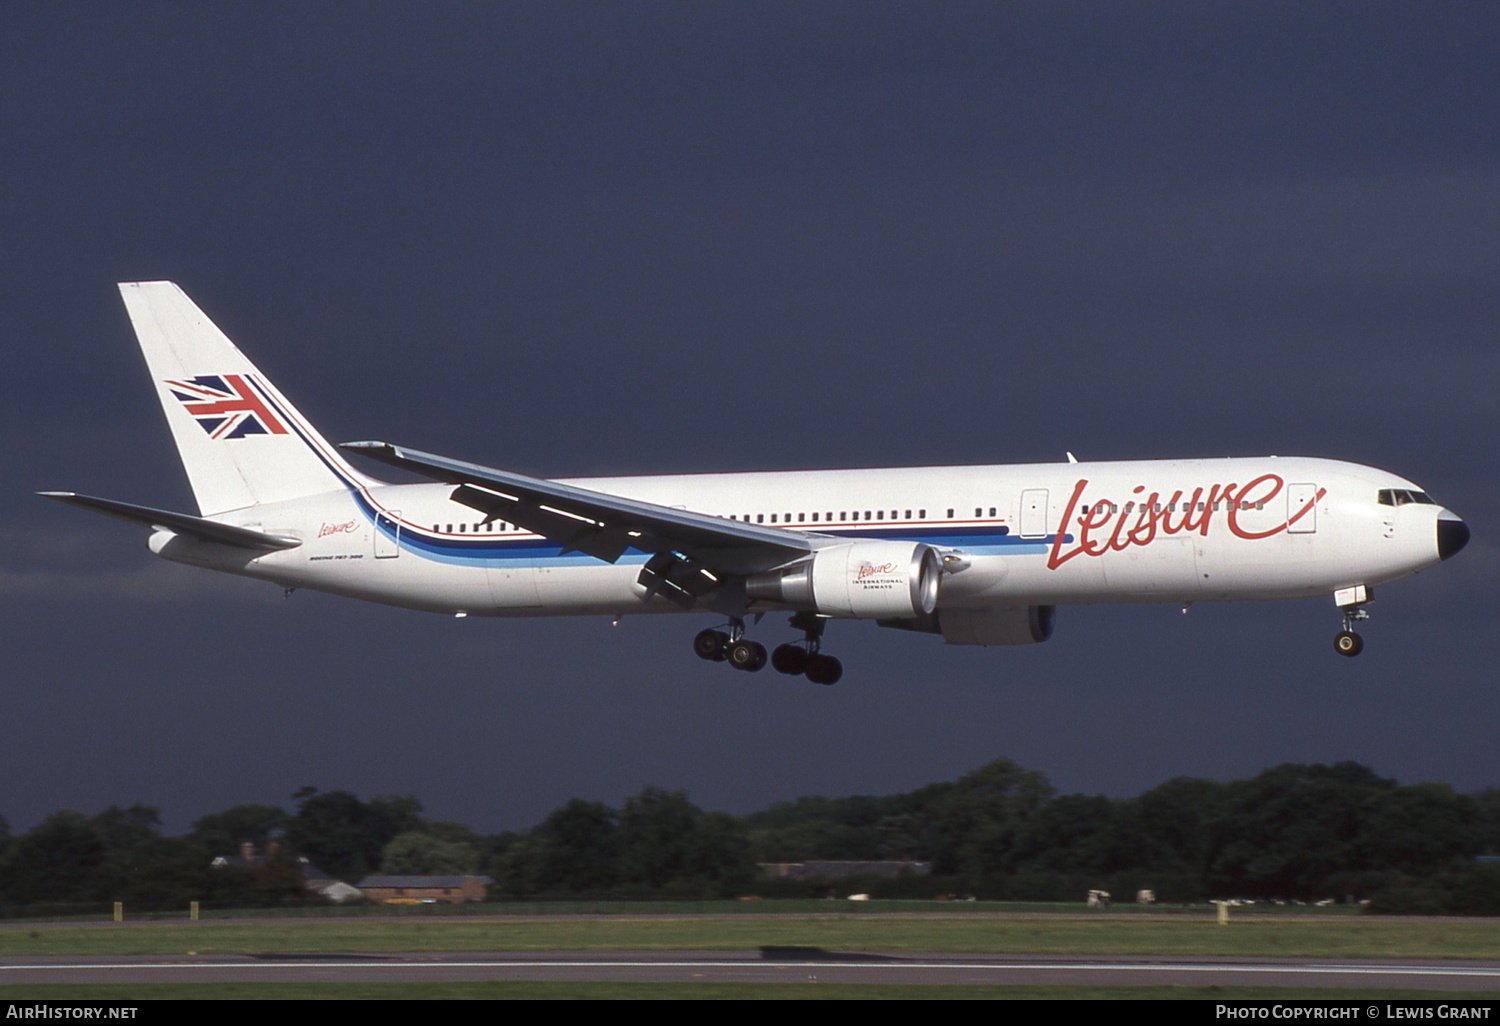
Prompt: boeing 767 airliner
<box><xmin>42</xmin><ymin>283</ymin><xmax>1470</xmax><ymax>685</ymax></box>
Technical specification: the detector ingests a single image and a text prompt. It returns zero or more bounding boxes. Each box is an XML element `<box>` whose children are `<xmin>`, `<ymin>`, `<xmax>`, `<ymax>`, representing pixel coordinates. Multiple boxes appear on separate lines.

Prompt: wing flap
<box><xmin>343</xmin><ymin>441</ymin><xmax>811</xmax><ymax>574</ymax></box>
<box><xmin>452</xmin><ymin>483</ymin><xmax>635</xmax><ymax>563</ymax></box>
<box><xmin>38</xmin><ymin>492</ymin><xmax>302</xmax><ymax>551</ymax></box>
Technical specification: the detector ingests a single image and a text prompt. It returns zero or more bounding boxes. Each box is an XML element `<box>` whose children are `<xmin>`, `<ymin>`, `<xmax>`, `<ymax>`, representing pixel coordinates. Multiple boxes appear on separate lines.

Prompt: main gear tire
<box><xmin>694</xmin><ymin>628</ymin><xmax>729</xmax><ymax>661</ymax></box>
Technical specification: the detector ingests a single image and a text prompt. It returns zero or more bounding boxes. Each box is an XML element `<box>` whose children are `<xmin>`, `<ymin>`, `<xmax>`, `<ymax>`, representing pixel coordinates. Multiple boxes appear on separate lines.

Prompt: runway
<box><xmin>6</xmin><ymin>951</ymin><xmax>1500</xmax><ymax>990</ymax></box>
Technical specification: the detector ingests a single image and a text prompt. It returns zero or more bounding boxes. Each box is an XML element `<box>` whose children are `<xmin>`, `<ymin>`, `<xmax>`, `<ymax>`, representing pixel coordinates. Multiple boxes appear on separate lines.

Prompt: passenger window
<box><xmin>946</xmin><ymin>508</ymin><xmax>954</xmax><ymax>518</ymax></box>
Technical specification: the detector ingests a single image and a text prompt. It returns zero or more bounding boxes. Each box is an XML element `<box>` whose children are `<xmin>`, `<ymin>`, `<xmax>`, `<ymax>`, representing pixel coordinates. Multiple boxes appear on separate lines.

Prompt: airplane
<box><xmin>42</xmin><ymin>282</ymin><xmax>1470</xmax><ymax>685</ymax></box>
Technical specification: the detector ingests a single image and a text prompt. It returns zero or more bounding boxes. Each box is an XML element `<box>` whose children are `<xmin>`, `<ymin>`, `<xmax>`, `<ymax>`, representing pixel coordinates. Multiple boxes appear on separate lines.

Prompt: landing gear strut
<box><xmin>692</xmin><ymin>613</ymin><xmax>842</xmax><ymax>683</ymax></box>
<box><xmin>771</xmin><ymin>613</ymin><xmax>843</xmax><ymax>686</ymax></box>
<box><xmin>1334</xmin><ymin>606</ymin><xmax>1369</xmax><ymax>658</ymax></box>
<box><xmin>694</xmin><ymin>620</ymin><xmax>766</xmax><ymax>672</ymax></box>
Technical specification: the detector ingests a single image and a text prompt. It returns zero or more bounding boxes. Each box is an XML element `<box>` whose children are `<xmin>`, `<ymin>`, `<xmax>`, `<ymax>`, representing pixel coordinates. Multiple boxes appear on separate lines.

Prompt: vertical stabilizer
<box><xmin>119</xmin><ymin>281</ymin><xmax>378</xmax><ymax>516</ymax></box>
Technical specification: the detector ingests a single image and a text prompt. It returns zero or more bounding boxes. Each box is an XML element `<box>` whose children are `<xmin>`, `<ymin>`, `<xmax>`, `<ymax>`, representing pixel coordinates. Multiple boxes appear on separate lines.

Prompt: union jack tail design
<box><xmin>164</xmin><ymin>374</ymin><xmax>289</xmax><ymax>440</ymax></box>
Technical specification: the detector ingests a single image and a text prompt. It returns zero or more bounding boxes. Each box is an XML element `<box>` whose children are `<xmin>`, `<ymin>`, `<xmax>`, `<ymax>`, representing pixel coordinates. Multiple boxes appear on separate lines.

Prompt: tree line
<box><xmin>2</xmin><ymin>760</ymin><xmax>1498</xmax><ymax>914</ymax></box>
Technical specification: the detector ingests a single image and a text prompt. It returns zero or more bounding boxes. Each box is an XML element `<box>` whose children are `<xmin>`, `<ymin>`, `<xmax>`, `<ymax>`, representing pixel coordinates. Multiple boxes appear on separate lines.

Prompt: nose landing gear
<box><xmin>1334</xmin><ymin>606</ymin><xmax>1369</xmax><ymax>658</ymax></box>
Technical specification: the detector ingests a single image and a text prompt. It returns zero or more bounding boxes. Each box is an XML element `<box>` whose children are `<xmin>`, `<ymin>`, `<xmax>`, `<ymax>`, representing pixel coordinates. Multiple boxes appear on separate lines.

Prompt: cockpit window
<box><xmin>1378</xmin><ymin>489</ymin><xmax>1437</xmax><ymax>507</ymax></box>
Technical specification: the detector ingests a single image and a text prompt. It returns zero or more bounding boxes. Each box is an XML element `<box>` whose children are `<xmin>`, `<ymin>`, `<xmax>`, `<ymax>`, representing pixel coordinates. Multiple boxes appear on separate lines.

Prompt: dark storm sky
<box><xmin>2</xmin><ymin>2</ymin><xmax>1496</xmax><ymax>835</ymax></box>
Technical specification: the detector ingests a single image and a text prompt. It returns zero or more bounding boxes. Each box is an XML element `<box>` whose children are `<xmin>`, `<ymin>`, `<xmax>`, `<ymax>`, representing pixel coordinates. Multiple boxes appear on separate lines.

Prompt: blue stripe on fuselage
<box><xmin>246</xmin><ymin>386</ymin><xmax>1073</xmax><ymax>568</ymax></box>
<box><xmin>365</xmin><ymin>522</ymin><xmax>1063</xmax><ymax>569</ymax></box>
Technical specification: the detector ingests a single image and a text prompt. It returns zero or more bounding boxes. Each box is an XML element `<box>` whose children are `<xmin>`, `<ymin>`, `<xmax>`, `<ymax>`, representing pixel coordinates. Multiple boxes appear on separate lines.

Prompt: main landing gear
<box><xmin>693</xmin><ymin>620</ymin><xmax>766</xmax><ymax>672</ymax></box>
<box><xmin>771</xmin><ymin>613</ymin><xmax>843</xmax><ymax>686</ymax></box>
<box><xmin>692</xmin><ymin>612</ymin><xmax>843</xmax><ymax>685</ymax></box>
<box><xmin>1334</xmin><ymin>606</ymin><xmax>1369</xmax><ymax>658</ymax></box>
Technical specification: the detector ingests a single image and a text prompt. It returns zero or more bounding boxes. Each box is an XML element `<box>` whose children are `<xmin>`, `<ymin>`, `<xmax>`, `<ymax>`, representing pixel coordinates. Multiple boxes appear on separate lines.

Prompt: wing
<box><xmin>38</xmin><ymin>492</ymin><xmax>302</xmax><ymax>551</ymax></box>
<box><xmin>342</xmin><ymin>441</ymin><xmax>815</xmax><ymax>607</ymax></box>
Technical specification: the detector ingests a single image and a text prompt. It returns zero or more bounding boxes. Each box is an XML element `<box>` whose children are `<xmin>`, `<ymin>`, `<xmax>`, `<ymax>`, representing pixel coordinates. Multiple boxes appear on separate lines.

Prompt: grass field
<box><xmin>3</xmin><ymin>912</ymin><xmax>1499</xmax><ymax>960</ymax></box>
<box><xmin>5</xmin><ymin>983</ymin><xmax>1499</xmax><ymax>1000</ymax></box>
<box><xmin>0</xmin><ymin>898</ymin><xmax>1368</xmax><ymax>921</ymax></box>
<box><xmin>5</xmin><ymin>908</ymin><xmax>1498</xmax><ymax>1000</ymax></box>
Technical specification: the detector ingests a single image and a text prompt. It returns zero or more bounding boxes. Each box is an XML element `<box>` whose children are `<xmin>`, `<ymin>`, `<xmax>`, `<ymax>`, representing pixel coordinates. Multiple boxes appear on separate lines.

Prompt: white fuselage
<box><xmin>153</xmin><ymin>454</ymin><xmax>1454</xmax><ymax>620</ymax></box>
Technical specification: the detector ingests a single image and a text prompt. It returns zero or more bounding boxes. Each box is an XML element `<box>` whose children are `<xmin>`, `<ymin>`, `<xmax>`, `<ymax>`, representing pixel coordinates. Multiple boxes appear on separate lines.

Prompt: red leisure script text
<box><xmin>1047</xmin><ymin>474</ymin><xmax>1326</xmax><ymax>570</ymax></box>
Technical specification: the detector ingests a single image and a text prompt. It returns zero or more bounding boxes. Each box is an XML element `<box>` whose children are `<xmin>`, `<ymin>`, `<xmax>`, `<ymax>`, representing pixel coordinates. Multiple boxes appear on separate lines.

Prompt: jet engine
<box><xmin>745</xmin><ymin>541</ymin><xmax>942</xmax><ymax>619</ymax></box>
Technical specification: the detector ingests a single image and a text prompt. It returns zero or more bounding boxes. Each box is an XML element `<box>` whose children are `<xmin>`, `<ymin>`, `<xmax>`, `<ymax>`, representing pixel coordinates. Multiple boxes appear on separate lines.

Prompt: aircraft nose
<box><xmin>1437</xmin><ymin>514</ymin><xmax>1470</xmax><ymax>561</ymax></box>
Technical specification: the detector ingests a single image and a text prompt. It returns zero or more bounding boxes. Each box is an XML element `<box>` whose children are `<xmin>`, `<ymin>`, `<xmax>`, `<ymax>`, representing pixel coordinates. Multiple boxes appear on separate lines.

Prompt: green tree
<box><xmin>529</xmin><ymin>799</ymin><xmax>619</xmax><ymax>894</ymax></box>
<box><xmin>617</xmin><ymin>787</ymin><xmax>752</xmax><ymax>896</ymax></box>
<box><xmin>0</xmin><ymin>811</ymin><xmax>109</xmax><ymax>904</ymax></box>
<box><xmin>1009</xmin><ymin>793</ymin><xmax>1119</xmax><ymax>875</ymax></box>
<box><xmin>1208</xmin><ymin>762</ymin><xmax>1404</xmax><ymax>898</ymax></box>
<box><xmin>379</xmin><ymin>831</ymin><xmax>480</xmax><ymax>874</ymax></box>
<box><xmin>286</xmin><ymin>789</ymin><xmax>425</xmax><ymax>881</ymax></box>
<box><xmin>744</xmin><ymin>795</ymin><xmax>887</xmax><ymax>862</ymax></box>
<box><xmin>112</xmin><ymin>835</ymin><xmax>217</xmax><ymax>910</ymax></box>
<box><xmin>91</xmin><ymin>805</ymin><xmax>162</xmax><ymax>851</ymax></box>
<box><xmin>923</xmin><ymin>758</ymin><xmax>1054</xmax><ymax>883</ymax></box>
<box><xmin>1473</xmin><ymin>788</ymin><xmax>1500</xmax><ymax>856</ymax></box>
<box><xmin>191</xmin><ymin>804</ymin><xmax>289</xmax><ymax>857</ymax></box>
<box><xmin>1355</xmin><ymin>782</ymin><xmax>1484</xmax><ymax>875</ymax></box>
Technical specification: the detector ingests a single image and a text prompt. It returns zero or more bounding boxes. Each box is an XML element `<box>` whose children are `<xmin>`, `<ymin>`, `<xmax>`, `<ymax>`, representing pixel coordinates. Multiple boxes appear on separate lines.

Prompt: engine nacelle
<box><xmin>938</xmin><ymin>605</ymin><xmax>1055</xmax><ymax>646</ymax></box>
<box><xmin>746</xmin><ymin>541</ymin><xmax>942</xmax><ymax>619</ymax></box>
<box><xmin>877</xmin><ymin>605</ymin><xmax>1056</xmax><ymax>646</ymax></box>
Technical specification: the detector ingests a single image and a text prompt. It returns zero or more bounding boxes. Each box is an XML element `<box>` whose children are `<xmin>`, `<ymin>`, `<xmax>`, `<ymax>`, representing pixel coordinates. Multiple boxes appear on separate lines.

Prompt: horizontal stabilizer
<box><xmin>38</xmin><ymin>492</ymin><xmax>302</xmax><ymax>551</ymax></box>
